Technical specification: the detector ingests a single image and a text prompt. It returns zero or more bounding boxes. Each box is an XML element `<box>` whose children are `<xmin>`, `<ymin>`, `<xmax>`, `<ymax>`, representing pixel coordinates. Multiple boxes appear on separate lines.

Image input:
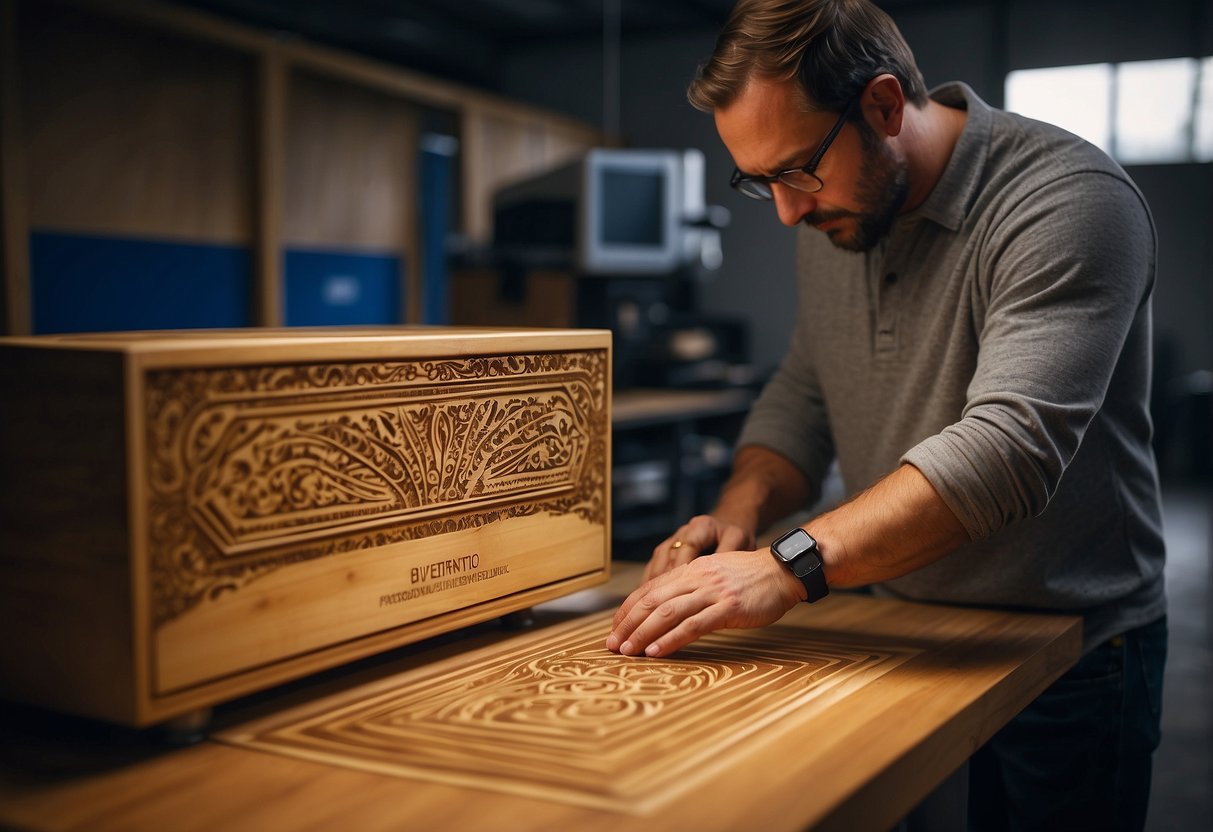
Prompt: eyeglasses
<box><xmin>729</xmin><ymin>99</ymin><xmax>857</xmax><ymax>200</ymax></box>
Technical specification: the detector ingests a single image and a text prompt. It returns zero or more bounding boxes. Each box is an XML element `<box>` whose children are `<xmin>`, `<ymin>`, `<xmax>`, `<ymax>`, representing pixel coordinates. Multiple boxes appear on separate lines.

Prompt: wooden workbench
<box><xmin>0</xmin><ymin>562</ymin><xmax>1080</xmax><ymax>832</ymax></box>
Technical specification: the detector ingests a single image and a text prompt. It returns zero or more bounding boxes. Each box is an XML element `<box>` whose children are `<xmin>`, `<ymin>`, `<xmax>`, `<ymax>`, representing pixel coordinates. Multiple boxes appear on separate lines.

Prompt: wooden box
<box><xmin>0</xmin><ymin>327</ymin><xmax>611</xmax><ymax>726</ymax></box>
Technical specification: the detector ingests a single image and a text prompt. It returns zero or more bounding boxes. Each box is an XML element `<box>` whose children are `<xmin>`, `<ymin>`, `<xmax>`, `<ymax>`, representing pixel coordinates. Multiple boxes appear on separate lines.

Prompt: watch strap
<box><xmin>790</xmin><ymin>552</ymin><xmax>829</xmax><ymax>602</ymax></box>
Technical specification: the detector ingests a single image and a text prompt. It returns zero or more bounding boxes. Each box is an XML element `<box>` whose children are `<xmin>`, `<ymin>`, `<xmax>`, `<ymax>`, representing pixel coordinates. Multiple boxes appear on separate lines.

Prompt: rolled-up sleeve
<box><xmin>903</xmin><ymin>171</ymin><xmax>1155</xmax><ymax>540</ymax></box>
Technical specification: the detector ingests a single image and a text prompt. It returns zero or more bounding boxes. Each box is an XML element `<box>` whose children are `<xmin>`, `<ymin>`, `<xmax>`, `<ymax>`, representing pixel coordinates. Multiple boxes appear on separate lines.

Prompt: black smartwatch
<box><xmin>770</xmin><ymin>527</ymin><xmax>829</xmax><ymax>603</ymax></box>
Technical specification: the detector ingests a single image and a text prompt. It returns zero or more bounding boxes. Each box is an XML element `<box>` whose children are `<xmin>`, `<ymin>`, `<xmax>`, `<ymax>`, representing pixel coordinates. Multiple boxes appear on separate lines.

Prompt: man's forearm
<box><xmin>713</xmin><ymin>445</ymin><xmax>813</xmax><ymax>537</ymax></box>
<box><xmin>807</xmin><ymin>463</ymin><xmax>969</xmax><ymax>588</ymax></box>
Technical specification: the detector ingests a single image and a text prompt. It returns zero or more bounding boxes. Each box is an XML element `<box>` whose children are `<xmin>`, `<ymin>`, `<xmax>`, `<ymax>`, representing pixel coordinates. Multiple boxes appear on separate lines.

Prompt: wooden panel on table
<box><xmin>218</xmin><ymin>610</ymin><xmax>923</xmax><ymax>813</ymax></box>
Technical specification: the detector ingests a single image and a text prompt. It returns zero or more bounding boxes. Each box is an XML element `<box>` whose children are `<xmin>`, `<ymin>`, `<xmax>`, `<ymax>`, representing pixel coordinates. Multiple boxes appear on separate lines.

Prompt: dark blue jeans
<box><xmin>968</xmin><ymin>616</ymin><xmax>1167</xmax><ymax>832</ymax></box>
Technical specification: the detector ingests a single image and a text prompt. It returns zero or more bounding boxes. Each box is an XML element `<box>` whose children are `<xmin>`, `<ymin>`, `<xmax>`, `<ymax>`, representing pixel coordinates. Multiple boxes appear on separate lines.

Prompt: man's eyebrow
<box><xmin>741</xmin><ymin>149</ymin><xmax>810</xmax><ymax>179</ymax></box>
<box><xmin>772</xmin><ymin>150</ymin><xmax>809</xmax><ymax>171</ymax></box>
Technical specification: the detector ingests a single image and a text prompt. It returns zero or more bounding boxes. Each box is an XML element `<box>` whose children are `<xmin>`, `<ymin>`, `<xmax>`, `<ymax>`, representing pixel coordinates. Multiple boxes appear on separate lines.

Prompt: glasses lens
<box><xmin>779</xmin><ymin>170</ymin><xmax>824</xmax><ymax>194</ymax></box>
<box><xmin>735</xmin><ymin>179</ymin><xmax>773</xmax><ymax>200</ymax></box>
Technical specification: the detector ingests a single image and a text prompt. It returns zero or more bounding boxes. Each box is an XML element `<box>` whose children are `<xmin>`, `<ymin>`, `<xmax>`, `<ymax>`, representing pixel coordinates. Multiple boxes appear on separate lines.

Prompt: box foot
<box><xmin>155</xmin><ymin>708</ymin><xmax>213</xmax><ymax>745</ymax></box>
<box><xmin>499</xmin><ymin>608</ymin><xmax>535</xmax><ymax>630</ymax></box>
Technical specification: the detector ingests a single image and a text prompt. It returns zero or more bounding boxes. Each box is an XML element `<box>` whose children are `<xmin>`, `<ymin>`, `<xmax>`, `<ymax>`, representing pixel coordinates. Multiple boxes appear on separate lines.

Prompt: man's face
<box><xmin>715</xmin><ymin>76</ymin><xmax>908</xmax><ymax>253</ymax></box>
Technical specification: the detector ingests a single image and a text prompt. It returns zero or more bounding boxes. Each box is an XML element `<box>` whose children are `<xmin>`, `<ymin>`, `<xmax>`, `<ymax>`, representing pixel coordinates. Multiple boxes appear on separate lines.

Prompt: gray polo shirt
<box><xmin>737</xmin><ymin>82</ymin><xmax>1165</xmax><ymax>649</ymax></box>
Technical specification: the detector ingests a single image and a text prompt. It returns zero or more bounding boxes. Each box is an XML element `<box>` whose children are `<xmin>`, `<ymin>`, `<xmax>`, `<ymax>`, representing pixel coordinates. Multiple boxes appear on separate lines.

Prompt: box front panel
<box><xmin>145</xmin><ymin>349</ymin><xmax>608</xmax><ymax>694</ymax></box>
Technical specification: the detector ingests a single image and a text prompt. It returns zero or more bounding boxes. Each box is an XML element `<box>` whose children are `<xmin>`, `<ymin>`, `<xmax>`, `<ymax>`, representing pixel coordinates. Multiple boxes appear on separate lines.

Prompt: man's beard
<box><xmin>804</xmin><ymin>124</ymin><xmax>909</xmax><ymax>253</ymax></box>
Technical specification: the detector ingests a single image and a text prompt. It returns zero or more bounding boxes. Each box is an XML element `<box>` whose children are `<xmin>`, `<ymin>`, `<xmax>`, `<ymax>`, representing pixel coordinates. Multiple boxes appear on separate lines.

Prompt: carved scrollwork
<box><xmin>145</xmin><ymin>351</ymin><xmax>607</xmax><ymax>626</ymax></box>
<box><xmin>219</xmin><ymin>613</ymin><xmax>918</xmax><ymax>811</ymax></box>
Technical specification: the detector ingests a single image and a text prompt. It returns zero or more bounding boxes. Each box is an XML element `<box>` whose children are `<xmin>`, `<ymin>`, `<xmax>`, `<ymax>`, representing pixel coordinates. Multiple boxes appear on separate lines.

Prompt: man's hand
<box><xmin>607</xmin><ymin>549</ymin><xmax>805</xmax><ymax>658</ymax></box>
<box><xmin>642</xmin><ymin>515</ymin><xmax>755</xmax><ymax>582</ymax></box>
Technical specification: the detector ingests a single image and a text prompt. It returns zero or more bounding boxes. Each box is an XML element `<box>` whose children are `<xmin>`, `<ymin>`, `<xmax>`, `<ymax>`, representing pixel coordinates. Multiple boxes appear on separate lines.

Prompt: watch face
<box><xmin>773</xmin><ymin>528</ymin><xmax>816</xmax><ymax>562</ymax></box>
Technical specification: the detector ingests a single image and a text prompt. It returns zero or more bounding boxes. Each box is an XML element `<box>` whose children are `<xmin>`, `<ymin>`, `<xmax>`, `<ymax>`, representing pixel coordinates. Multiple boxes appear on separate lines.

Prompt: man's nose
<box><xmin>772</xmin><ymin>183</ymin><xmax>816</xmax><ymax>227</ymax></box>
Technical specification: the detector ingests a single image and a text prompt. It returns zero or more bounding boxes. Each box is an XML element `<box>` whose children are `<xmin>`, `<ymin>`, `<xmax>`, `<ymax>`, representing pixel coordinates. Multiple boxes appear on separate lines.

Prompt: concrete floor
<box><xmin>1145</xmin><ymin>480</ymin><xmax>1213</xmax><ymax>831</ymax></box>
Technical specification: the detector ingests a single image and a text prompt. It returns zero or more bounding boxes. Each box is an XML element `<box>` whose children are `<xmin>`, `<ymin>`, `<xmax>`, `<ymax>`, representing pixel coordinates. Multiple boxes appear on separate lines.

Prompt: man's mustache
<box><xmin>802</xmin><ymin>209</ymin><xmax>856</xmax><ymax>227</ymax></box>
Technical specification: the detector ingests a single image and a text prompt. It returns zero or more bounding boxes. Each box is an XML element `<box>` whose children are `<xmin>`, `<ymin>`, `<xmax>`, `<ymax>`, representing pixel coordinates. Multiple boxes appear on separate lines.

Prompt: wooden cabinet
<box><xmin>0</xmin><ymin>0</ymin><xmax>605</xmax><ymax>335</ymax></box>
<box><xmin>0</xmin><ymin>327</ymin><xmax>611</xmax><ymax>726</ymax></box>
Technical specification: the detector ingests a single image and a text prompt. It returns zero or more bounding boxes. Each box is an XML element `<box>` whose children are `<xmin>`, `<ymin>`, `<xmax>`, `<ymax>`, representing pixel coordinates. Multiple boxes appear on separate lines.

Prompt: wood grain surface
<box><xmin>0</xmin><ymin>563</ymin><xmax>1081</xmax><ymax>832</ymax></box>
<box><xmin>217</xmin><ymin>610</ymin><xmax>921</xmax><ymax>813</ymax></box>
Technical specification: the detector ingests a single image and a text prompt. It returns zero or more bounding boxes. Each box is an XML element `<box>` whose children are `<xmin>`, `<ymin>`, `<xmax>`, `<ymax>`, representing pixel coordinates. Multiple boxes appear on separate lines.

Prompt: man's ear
<box><xmin>862</xmin><ymin>73</ymin><xmax>905</xmax><ymax>137</ymax></box>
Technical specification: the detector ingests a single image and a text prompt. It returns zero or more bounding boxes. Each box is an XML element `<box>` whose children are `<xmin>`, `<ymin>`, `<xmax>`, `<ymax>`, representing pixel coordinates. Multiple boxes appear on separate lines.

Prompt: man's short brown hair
<box><xmin>688</xmin><ymin>0</ymin><xmax>929</xmax><ymax>114</ymax></box>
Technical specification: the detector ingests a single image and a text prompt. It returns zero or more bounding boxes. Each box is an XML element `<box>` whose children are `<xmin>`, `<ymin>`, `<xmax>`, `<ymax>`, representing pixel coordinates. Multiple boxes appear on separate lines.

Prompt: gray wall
<box><xmin>500</xmin><ymin>0</ymin><xmax>1213</xmax><ymax>383</ymax></box>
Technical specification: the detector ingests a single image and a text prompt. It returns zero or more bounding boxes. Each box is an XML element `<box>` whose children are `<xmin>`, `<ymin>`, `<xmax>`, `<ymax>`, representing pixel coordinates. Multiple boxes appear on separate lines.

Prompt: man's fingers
<box><xmin>684</xmin><ymin>514</ymin><xmax>727</xmax><ymax>554</ymax></box>
<box><xmin>663</xmin><ymin>537</ymin><xmax>700</xmax><ymax>571</ymax></box>
<box><xmin>718</xmin><ymin>525</ymin><xmax>755</xmax><ymax>553</ymax></box>
<box><xmin>610</xmin><ymin>569</ymin><xmax>674</xmax><ymax>631</ymax></box>
<box><xmin>609</xmin><ymin>549</ymin><xmax>800</xmax><ymax>658</ymax></box>
<box><xmin>645</xmin><ymin>531</ymin><xmax>698</xmax><ymax>581</ymax></box>
<box><xmin>608</xmin><ymin>586</ymin><xmax>712</xmax><ymax>656</ymax></box>
<box><xmin>641</xmin><ymin>609</ymin><xmax>720</xmax><ymax>658</ymax></box>
<box><xmin>608</xmin><ymin>569</ymin><xmax>696</xmax><ymax>645</ymax></box>
<box><xmin>644</xmin><ymin>535</ymin><xmax>683</xmax><ymax>582</ymax></box>
<box><xmin>644</xmin><ymin>515</ymin><xmax>732</xmax><ymax>581</ymax></box>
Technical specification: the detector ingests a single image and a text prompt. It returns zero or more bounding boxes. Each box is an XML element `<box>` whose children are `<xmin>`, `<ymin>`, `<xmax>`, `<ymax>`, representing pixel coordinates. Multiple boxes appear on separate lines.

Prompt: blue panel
<box><xmin>29</xmin><ymin>231</ymin><xmax>251</xmax><ymax>334</ymax></box>
<box><xmin>419</xmin><ymin>147</ymin><xmax>452</xmax><ymax>324</ymax></box>
<box><xmin>283</xmin><ymin>249</ymin><xmax>401</xmax><ymax>327</ymax></box>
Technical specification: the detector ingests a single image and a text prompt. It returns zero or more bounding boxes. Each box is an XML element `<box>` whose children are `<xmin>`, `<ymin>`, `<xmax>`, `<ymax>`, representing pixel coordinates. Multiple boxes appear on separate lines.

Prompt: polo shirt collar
<box><xmin>906</xmin><ymin>81</ymin><xmax>991</xmax><ymax>232</ymax></box>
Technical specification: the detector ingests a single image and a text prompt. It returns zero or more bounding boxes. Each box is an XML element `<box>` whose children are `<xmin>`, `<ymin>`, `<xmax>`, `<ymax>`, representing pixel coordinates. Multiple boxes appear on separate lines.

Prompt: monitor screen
<box><xmin>600</xmin><ymin>170</ymin><xmax>665</xmax><ymax>246</ymax></box>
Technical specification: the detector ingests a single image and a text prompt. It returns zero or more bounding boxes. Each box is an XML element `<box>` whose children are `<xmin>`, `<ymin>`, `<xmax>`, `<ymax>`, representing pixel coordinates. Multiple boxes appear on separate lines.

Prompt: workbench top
<box><xmin>0</xmin><ymin>562</ymin><xmax>1080</xmax><ymax>832</ymax></box>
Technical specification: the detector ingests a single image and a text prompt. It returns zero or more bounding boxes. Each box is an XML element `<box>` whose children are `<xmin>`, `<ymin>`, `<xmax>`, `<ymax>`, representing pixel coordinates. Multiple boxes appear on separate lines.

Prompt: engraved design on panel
<box><xmin>145</xmin><ymin>352</ymin><xmax>608</xmax><ymax>626</ymax></box>
<box><xmin>219</xmin><ymin>612</ymin><xmax>919</xmax><ymax>813</ymax></box>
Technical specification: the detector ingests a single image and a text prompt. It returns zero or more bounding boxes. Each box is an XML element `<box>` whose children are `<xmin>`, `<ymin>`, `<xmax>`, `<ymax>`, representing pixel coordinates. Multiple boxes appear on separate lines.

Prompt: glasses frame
<box><xmin>730</xmin><ymin>98</ymin><xmax>858</xmax><ymax>200</ymax></box>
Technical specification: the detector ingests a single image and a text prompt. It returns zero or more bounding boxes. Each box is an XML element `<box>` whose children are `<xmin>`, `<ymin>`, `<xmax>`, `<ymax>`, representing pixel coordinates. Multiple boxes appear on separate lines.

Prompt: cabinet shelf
<box><xmin>611</xmin><ymin>387</ymin><xmax>754</xmax><ymax>558</ymax></box>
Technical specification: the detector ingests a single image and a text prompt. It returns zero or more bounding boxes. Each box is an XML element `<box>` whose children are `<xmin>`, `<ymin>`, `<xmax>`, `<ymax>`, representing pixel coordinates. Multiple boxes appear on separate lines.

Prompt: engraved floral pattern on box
<box><xmin>145</xmin><ymin>351</ymin><xmax>608</xmax><ymax>626</ymax></box>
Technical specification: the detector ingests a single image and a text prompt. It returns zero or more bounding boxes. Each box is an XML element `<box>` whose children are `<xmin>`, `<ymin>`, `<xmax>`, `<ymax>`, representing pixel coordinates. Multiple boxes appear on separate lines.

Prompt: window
<box><xmin>1006</xmin><ymin>57</ymin><xmax>1213</xmax><ymax>164</ymax></box>
<box><xmin>1197</xmin><ymin>57</ymin><xmax>1213</xmax><ymax>162</ymax></box>
<box><xmin>1006</xmin><ymin>63</ymin><xmax>1112</xmax><ymax>151</ymax></box>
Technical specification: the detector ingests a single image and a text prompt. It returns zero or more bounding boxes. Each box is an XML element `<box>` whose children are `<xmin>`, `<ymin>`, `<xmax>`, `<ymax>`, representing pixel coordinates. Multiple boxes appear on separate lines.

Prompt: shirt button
<box><xmin>885</xmin><ymin>272</ymin><xmax>898</xmax><ymax>285</ymax></box>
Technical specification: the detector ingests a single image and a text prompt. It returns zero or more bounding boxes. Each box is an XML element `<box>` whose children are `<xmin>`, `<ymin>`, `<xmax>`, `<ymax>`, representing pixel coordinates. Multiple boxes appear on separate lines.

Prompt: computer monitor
<box><xmin>581</xmin><ymin>149</ymin><xmax>682</xmax><ymax>274</ymax></box>
<box><xmin>492</xmin><ymin>148</ymin><xmax>695</xmax><ymax>276</ymax></box>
